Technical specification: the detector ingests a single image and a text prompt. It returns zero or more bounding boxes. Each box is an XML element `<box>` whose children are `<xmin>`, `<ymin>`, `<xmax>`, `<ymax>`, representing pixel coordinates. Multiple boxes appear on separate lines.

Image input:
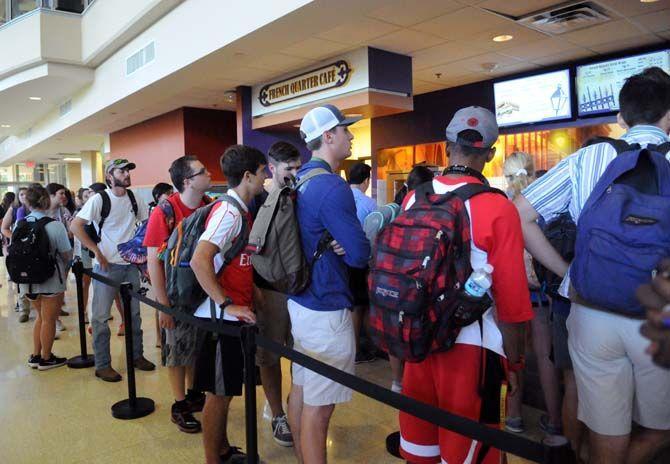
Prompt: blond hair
<box><xmin>503</xmin><ymin>152</ymin><xmax>535</xmax><ymax>198</ymax></box>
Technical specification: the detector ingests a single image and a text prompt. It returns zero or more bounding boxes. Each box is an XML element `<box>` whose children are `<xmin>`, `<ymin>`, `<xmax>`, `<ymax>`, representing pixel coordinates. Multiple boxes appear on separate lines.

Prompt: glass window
<box><xmin>1</xmin><ymin>0</ymin><xmax>8</xmax><ymax>24</ymax></box>
<box><xmin>11</xmin><ymin>0</ymin><xmax>39</xmax><ymax>20</ymax></box>
<box><xmin>0</xmin><ymin>166</ymin><xmax>13</xmax><ymax>182</ymax></box>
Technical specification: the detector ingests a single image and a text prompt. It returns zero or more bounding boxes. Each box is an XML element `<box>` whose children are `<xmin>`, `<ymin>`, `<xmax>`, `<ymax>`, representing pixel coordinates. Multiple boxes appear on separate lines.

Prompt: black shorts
<box><xmin>348</xmin><ymin>266</ymin><xmax>369</xmax><ymax>306</ymax></box>
<box><xmin>192</xmin><ymin>322</ymin><xmax>244</xmax><ymax>397</ymax></box>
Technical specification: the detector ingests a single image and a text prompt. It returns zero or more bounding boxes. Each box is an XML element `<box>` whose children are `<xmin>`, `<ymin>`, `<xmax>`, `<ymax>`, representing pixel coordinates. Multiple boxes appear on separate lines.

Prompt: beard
<box><xmin>112</xmin><ymin>177</ymin><xmax>131</xmax><ymax>188</ymax></box>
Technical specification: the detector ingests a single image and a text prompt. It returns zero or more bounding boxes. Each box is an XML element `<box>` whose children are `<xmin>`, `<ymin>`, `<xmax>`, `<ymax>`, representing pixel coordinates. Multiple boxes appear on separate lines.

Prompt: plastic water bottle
<box><xmin>464</xmin><ymin>264</ymin><xmax>494</xmax><ymax>298</ymax></box>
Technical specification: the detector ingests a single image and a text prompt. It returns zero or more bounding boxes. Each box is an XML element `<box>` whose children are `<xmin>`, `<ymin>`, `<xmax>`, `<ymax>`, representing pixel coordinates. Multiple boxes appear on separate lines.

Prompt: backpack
<box><xmin>570</xmin><ymin>138</ymin><xmax>670</xmax><ymax>316</ymax></box>
<box><xmin>84</xmin><ymin>190</ymin><xmax>138</xmax><ymax>244</ymax></box>
<box><xmin>247</xmin><ymin>168</ymin><xmax>330</xmax><ymax>295</ymax></box>
<box><xmin>117</xmin><ymin>200</ymin><xmax>176</xmax><ymax>280</ymax></box>
<box><xmin>532</xmin><ymin>212</ymin><xmax>576</xmax><ymax>298</ymax></box>
<box><xmin>368</xmin><ymin>182</ymin><xmax>506</xmax><ymax>363</ymax></box>
<box><xmin>164</xmin><ymin>194</ymin><xmax>249</xmax><ymax>315</ymax></box>
<box><xmin>6</xmin><ymin>217</ymin><xmax>59</xmax><ymax>285</ymax></box>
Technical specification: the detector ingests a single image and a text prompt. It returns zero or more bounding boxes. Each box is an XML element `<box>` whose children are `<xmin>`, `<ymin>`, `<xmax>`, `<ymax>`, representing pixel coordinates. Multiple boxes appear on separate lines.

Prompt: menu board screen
<box><xmin>576</xmin><ymin>49</ymin><xmax>670</xmax><ymax>116</ymax></box>
<box><xmin>494</xmin><ymin>69</ymin><xmax>572</xmax><ymax>127</ymax></box>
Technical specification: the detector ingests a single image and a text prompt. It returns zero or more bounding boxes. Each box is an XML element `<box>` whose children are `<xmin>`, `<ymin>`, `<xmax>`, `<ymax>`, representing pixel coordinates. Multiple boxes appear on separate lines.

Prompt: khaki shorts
<box><xmin>568</xmin><ymin>304</ymin><xmax>670</xmax><ymax>435</ymax></box>
<box><xmin>254</xmin><ymin>287</ymin><xmax>292</xmax><ymax>367</ymax></box>
<box><xmin>288</xmin><ymin>299</ymin><xmax>355</xmax><ymax>407</ymax></box>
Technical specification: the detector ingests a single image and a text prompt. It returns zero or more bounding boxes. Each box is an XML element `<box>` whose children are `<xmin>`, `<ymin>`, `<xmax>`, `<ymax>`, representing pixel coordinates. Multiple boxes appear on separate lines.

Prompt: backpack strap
<box><xmin>98</xmin><ymin>191</ymin><xmax>111</xmax><ymax>231</ymax></box>
<box><xmin>296</xmin><ymin>168</ymin><xmax>330</xmax><ymax>192</ymax></box>
<box><xmin>582</xmin><ymin>136</ymin><xmax>639</xmax><ymax>154</ymax></box>
<box><xmin>126</xmin><ymin>189</ymin><xmax>139</xmax><ymax>217</ymax></box>
<box><xmin>157</xmin><ymin>199</ymin><xmax>176</xmax><ymax>234</ymax></box>
<box><xmin>451</xmin><ymin>183</ymin><xmax>507</xmax><ymax>201</ymax></box>
<box><xmin>647</xmin><ymin>142</ymin><xmax>670</xmax><ymax>155</ymax></box>
<box><xmin>217</xmin><ymin>194</ymin><xmax>249</xmax><ymax>267</ymax></box>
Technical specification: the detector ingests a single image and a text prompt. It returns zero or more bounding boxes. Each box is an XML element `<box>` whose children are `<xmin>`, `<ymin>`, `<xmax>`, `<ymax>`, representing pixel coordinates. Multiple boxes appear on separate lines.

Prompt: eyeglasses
<box><xmin>186</xmin><ymin>168</ymin><xmax>207</xmax><ymax>179</ymax></box>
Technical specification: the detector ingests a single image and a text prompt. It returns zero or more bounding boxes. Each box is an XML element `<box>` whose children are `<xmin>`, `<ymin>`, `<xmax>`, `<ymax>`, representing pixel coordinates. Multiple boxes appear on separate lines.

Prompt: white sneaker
<box><xmin>391</xmin><ymin>381</ymin><xmax>402</xmax><ymax>393</ymax></box>
<box><xmin>56</xmin><ymin>319</ymin><xmax>66</xmax><ymax>332</ymax></box>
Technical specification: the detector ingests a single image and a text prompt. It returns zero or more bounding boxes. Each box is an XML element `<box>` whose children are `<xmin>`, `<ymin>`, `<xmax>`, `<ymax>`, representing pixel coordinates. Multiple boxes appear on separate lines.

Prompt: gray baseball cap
<box><xmin>445</xmin><ymin>106</ymin><xmax>499</xmax><ymax>148</ymax></box>
<box><xmin>300</xmin><ymin>104</ymin><xmax>362</xmax><ymax>143</ymax></box>
<box><xmin>105</xmin><ymin>158</ymin><xmax>136</xmax><ymax>174</ymax></box>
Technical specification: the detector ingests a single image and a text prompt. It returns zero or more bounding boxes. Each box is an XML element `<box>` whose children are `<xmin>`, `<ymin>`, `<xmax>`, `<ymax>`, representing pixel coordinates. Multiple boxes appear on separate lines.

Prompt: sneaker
<box><xmin>117</xmin><ymin>323</ymin><xmax>125</xmax><ymax>336</ymax></box>
<box><xmin>505</xmin><ymin>416</ymin><xmax>525</xmax><ymax>433</ymax></box>
<box><xmin>18</xmin><ymin>313</ymin><xmax>29</xmax><ymax>323</ymax></box>
<box><xmin>133</xmin><ymin>356</ymin><xmax>155</xmax><ymax>371</ymax></box>
<box><xmin>56</xmin><ymin>319</ymin><xmax>66</xmax><ymax>332</ymax></box>
<box><xmin>38</xmin><ymin>354</ymin><xmax>66</xmax><ymax>371</ymax></box>
<box><xmin>185</xmin><ymin>389</ymin><xmax>206</xmax><ymax>413</ymax></box>
<box><xmin>391</xmin><ymin>381</ymin><xmax>402</xmax><ymax>393</ymax></box>
<box><xmin>171</xmin><ymin>402</ymin><xmax>201</xmax><ymax>433</ymax></box>
<box><xmin>95</xmin><ymin>367</ymin><xmax>122</xmax><ymax>382</ymax></box>
<box><xmin>59</xmin><ymin>309</ymin><xmax>70</xmax><ymax>316</ymax></box>
<box><xmin>28</xmin><ymin>354</ymin><xmax>42</xmax><ymax>368</ymax></box>
<box><xmin>539</xmin><ymin>414</ymin><xmax>563</xmax><ymax>436</ymax></box>
<box><xmin>271</xmin><ymin>414</ymin><xmax>294</xmax><ymax>447</ymax></box>
<box><xmin>355</xmin><ymin>350</ymin><xmax>376</xmax><ymax>364</ymax></box>
<box><xmin>219</xmin><ymin>446</ymin><xmax>246</xmax><ymax>464</ymax></box>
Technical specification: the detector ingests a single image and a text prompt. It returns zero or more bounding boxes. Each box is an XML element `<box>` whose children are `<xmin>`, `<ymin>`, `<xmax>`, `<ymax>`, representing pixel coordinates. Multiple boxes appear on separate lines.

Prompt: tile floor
<box><xmin>0</xmin><ymin>269</ymin><xmax>539</xmax><ymax>463</ymax></box>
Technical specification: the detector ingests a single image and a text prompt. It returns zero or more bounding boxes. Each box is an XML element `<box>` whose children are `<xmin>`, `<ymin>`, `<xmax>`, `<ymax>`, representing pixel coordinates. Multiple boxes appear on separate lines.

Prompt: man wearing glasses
<box><xmin>144</xmin><ymin>155</ymin><xmax>212</xmax><ymax>433</ymax></box>
<box><xmin>72</xmin><ymin>158</ymin><xmax>153</xmax><ymax>382</ymax></box>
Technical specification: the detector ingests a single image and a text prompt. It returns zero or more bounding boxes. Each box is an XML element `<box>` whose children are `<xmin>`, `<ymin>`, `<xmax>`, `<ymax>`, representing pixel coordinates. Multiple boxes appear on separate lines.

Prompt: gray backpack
<box><xmin>164</xmin><ymin>194</ymin><xmax>248</xmax><ymax>316</ymax></box>
<box><xmin>248</xmin><ymin>168</ymin><xmax>330</xmax><ymax>295</ymax></box>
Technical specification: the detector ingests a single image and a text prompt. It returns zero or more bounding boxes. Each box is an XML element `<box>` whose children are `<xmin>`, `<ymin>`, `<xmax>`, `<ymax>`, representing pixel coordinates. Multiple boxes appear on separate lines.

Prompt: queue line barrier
<box><xmin>70</xmin><ymin>261</ymin><xmax>575</xmax><ymax>464</ymax></box>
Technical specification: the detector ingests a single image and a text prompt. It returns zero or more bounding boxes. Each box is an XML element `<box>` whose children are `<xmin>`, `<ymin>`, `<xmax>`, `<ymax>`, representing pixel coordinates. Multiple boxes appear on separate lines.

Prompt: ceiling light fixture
<box><xmin>492</xmin><ymin>34</ymin><xmax>514</xmax><ymax>42</ymax></box>
<box><xmin>0</xmin><ymin>124</ymin><xmax>10</xmax><ymax>128</ymax></box>
<box><xmin>63</xmin><ymin>157</ymin><xmax>82</xmax><ymax>162</ymax></box>
<box><xmin>640</xmin><ymin>0</ymin><xmax>659</xmax><ymax>3</ymax></box>
<box><xmin>29</xmin><ymin>96</ymin><xmax>42</xmax><ymax>101</ymax></box>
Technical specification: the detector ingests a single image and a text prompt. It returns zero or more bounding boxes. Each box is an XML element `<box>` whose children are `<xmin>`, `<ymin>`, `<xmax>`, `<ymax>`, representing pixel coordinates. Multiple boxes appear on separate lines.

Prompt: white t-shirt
<box><xmin>193</xmin><ymin>190</ymin><xmax>247</xmax><ymax>321</ymax></box>
<box><xmin>76</xmin><ymin>189</ymin><xmax>148</xmax><ymax>265</ymax></box>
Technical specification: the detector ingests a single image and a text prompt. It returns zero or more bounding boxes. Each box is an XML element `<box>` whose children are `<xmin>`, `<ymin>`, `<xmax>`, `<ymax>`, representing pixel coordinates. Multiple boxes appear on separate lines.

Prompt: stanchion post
<box><xmin>111</xmin><ymin>281</ymin><xmax>155</xmax><ymax>420</ymax></box>
<box><xmin>241</xmin><ymin>324</ymin><xmax>259</xmax><ymax>464</ymax></box>
<box><xmin>67</xmin><ymin>259</ymin><xmax>95</xmax><ymax>369</ymax></box>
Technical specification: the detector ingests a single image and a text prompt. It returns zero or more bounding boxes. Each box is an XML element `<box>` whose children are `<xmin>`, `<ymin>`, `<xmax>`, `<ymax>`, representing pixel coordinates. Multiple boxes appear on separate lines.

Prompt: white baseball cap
<box><xmin>299</xmin><ymin>104</ymin><xmax>362</xmax><ymax>143</ymax></box>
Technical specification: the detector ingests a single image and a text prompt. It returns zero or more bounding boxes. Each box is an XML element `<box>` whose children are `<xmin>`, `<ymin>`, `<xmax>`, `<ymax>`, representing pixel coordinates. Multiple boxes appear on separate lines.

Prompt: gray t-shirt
<box><xmin>18</xmin><ymin>211</ymin><xmax>72</xmax><ymax>294</ymax></box>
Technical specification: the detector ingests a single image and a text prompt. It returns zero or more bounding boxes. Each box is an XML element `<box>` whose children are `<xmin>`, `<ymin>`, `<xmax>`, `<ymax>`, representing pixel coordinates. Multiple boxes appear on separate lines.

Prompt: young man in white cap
<box><xmin>398</xmin><ymin>107</ymin><xmax>531</xmax><ymax>464</ymax></box>
<box><xmin>287</xmin><ymin>104</ymin><xmax>370</xmax><ymax>464</ymax></box>
<box><xmin>71</xmin><ymin>158</ymin><xmax>154</xmax><ymax>382</ymax></box>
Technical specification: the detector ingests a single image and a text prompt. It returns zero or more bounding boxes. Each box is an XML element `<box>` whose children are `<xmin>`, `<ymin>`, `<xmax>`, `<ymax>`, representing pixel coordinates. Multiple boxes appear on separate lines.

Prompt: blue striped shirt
<box><xmin>522</xmin><ymin>125</ymin><xmax>670</xmax><ymax>297</ymax></box>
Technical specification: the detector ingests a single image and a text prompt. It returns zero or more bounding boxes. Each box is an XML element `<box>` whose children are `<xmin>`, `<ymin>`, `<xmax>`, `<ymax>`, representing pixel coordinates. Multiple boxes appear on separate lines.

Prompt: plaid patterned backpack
<box><xmin>368</xmin><ymin>183</ymin><xmax>504</xmax><ymax>362</ymax></box>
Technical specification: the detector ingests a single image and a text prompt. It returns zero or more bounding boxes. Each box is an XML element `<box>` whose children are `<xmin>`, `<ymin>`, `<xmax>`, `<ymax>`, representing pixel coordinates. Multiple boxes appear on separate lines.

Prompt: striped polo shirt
<box><xmin>522</xmin><ymin>124</ymin><xmax>670</xmax><ymax>297</ymax></box>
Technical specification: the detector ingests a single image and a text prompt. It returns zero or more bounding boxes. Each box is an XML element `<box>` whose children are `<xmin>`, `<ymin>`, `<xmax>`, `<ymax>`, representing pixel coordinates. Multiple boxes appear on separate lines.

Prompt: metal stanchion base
<box><xmin>67</xmin><ymin>354</ymin><xmax>95</xmax><ymax>369</ymax></box>
<box><xmin>386</xmin><ymin>431</ymin><xmax>402</xmax><ymax>459</ymax></box>
<box><xmin>111</xmin><ymin>397</ymin><xmax>155</xmax><ymax>420</ymax></box>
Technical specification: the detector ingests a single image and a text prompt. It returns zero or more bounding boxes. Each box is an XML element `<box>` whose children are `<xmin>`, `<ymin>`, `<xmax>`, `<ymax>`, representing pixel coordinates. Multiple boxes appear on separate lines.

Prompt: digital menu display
<box><xmin>494</xmin><ymin>69</ymin><xmax>572</xmax><ymax>127</ymax></box>
<box><xmin>576</xmin><ymin>49</ymin><xmax>670</xmax><ymax>116</ymax></box>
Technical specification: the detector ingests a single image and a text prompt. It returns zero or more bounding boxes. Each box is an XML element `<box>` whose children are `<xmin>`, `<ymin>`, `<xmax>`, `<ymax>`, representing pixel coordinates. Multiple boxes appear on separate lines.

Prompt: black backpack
<box><xmin>532</xmin><ymin>212</ymin><xmax>576</xmax><ymax>298</ymax></box>
<box><xmin>84</xmin><ymin>190</ymin><xmax>138</xmax><ymax>243</ymax></box>
<box><xmin>7</xmin><ymin>217</ymin><xmax>59</xmax><ymax>285</ymax></box>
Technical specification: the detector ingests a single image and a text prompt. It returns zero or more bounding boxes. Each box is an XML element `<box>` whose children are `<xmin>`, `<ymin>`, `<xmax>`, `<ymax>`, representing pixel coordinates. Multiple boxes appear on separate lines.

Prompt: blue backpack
<box><xmin>570</xmin><ymin>138</ymin><xmax>670</xmax><ymax>317</ymax></box>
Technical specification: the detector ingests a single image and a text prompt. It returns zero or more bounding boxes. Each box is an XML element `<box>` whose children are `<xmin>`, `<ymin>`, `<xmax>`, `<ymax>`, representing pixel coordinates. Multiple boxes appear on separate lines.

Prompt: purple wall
<box><xmin>236</xmin><ymin>85</ymin><xmax>311</xmax><ymax>165</ymax></box>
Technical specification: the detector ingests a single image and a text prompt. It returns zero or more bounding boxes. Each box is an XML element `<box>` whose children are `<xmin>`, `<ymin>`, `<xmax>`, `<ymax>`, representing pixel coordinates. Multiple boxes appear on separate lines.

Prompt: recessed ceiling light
<box><xmin>29</xmin><ymin>96</ymin><xmax>42</xmax><ymax>101</ymax></box>
<box><xmin>0</xmin><ymin>124</ymin><xmax>10</xmax><ymax>128</ymax></box>
<box><xmin>640</xmin><ymin>0</ymin><xmax>659</xmax><ymax>3</ymax></box>
<box><xmin>63</xmin><ymin>157</ymin><xmax>82</xmax><ymax>162</ymax></box>
<box><xmin>492</xmin><ymin>34</ymin><xmax>514</xmax><ymax>42</ymax></box>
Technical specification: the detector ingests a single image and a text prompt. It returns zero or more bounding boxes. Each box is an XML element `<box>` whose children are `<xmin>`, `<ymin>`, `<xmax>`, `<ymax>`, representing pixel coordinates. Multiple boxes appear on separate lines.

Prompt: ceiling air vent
<box><xmin>516</xmin><ymin>1</ymin><xmax>611</xmax><ymax>35</ymax></box>
<box><xmin>126</xmin><ymin>41</ymin><xmax>156</xmax><ymax>76</ymax></box>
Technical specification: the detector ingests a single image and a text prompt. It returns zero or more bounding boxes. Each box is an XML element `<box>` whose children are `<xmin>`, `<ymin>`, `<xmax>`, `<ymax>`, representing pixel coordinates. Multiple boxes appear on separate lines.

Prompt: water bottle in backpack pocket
<box><xmin>571</xmin><ymin>144</ymin><xmax>670</xmax><ymax>316</ymax></box>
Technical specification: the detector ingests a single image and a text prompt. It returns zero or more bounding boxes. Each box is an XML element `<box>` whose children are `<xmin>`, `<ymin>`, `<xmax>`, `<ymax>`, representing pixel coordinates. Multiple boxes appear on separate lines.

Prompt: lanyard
<box><xmin>443</xmin><ymin>165</ymin><xmax>489</xmax><ymax>186</ymax></box>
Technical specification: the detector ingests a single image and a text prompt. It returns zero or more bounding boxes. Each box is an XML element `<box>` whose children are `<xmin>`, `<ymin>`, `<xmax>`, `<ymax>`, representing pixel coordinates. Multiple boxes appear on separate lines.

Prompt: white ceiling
<box><xmin>2</xmin><ymin>0</ymin><xmax>670</xmax><ymax>162</ymax></box>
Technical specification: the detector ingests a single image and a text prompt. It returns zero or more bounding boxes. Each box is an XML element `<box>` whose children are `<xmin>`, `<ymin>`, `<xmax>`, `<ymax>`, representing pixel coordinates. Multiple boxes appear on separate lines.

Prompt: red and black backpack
<box><xmin>367</xmin><ymin>182</ymin><xmax>506</xmax><ymax>363</ymax></box>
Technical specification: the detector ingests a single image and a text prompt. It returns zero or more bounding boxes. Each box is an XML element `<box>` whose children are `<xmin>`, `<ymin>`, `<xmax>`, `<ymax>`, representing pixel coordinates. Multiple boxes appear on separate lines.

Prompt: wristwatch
<box><xmin>219</xmin><ymin>297</ymin><xmax>233</xmax><ymax>313</ymax></box>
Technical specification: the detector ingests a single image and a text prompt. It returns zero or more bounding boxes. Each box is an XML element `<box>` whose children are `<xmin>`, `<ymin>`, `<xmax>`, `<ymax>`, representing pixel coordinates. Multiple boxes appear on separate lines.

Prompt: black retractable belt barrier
<box><xmin>110</xmin><ymin>280</ymin><xmax>155</xmax><ymax>420</ymax></box>
<box><xmin>86</xmin><ymin>270</ymin><xmax>574</xmax><ymax>463</ymax></box>
<box><xmin>67</xmin><ymin>260</ymin><xmax>95</xmax><ymax>368</ymax></box>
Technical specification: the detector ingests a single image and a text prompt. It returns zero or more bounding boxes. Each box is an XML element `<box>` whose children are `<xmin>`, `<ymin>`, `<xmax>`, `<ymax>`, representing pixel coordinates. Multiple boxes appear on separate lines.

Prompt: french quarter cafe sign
<box><xmin>258</xmin><ymin>60</ymin><xmax>352</xmax><ymax>107</ymax></box>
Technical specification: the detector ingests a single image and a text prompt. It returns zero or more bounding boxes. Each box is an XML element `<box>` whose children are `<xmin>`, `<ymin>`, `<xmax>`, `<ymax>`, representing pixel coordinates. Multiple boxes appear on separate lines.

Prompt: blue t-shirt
<box><xmin>351</xmin><ymin>186</ymin><xmax>377</xmax><ymax>226</ymax></box>
<box><xmin>291</xmin><ymin>159</ymin><xmax>370</xmax><ymax>311</ymax></box>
